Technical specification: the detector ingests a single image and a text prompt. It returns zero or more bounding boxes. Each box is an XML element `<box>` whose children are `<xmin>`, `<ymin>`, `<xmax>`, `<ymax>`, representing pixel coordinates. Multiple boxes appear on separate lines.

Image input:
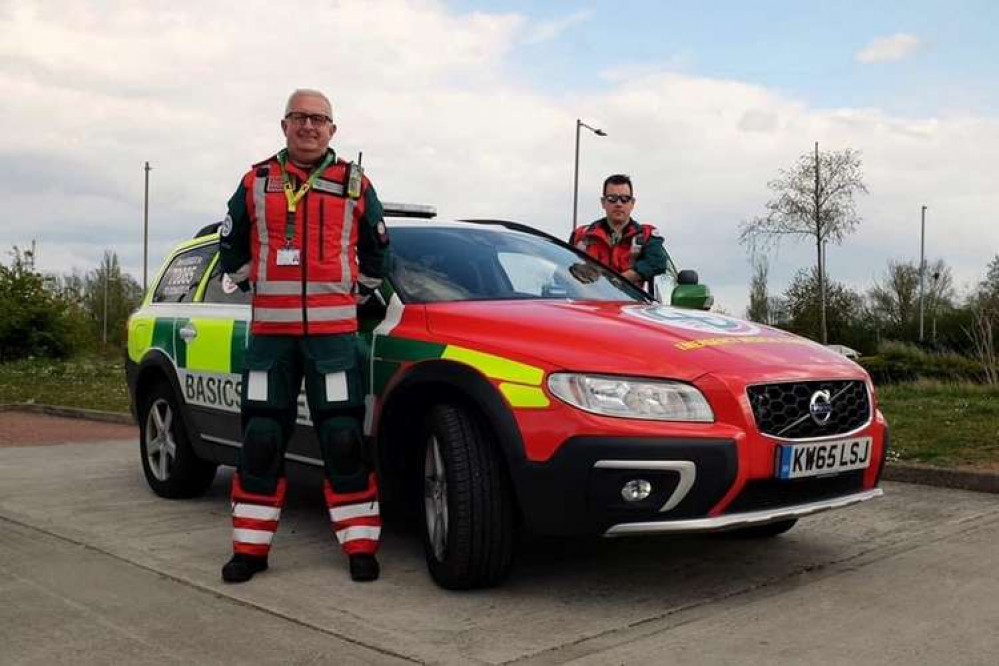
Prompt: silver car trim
<box><xmin>201</xmin><ymin>434</ymin><xmax>323</xmax><ymax>467</ymax></box>
<box><xmin>603</xmin><ymin>488</ymin><xmax>883</xmax><ymax>536</ymax></box>
<box><xmin>593</xmin><ymin>460</ymin><xmax>696</xmax><ymax>512</ymax></box>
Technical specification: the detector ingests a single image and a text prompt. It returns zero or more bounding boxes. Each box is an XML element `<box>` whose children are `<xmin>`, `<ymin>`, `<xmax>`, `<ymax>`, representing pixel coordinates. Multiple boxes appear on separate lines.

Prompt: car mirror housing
<box><xmin>671</xmin><ymin>283</ymin><xmax>713</xmax><ymax>310</ymax></box>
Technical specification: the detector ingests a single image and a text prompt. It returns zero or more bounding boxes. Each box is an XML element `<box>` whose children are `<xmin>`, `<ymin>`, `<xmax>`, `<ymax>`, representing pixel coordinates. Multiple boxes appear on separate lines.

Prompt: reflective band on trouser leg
<box><xmin>323</xmin><ymin>473</ymin><xmax>381</xmax><ymax>555</ymax></box>
<box><xmin>231</xmin><ymin>473</ymin><xmax>287</xmax><ymax>557</ymax></box>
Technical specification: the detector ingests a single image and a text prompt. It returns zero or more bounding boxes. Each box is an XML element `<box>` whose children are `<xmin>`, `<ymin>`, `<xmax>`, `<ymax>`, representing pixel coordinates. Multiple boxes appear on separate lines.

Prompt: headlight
<box><xmin>547</xmin><ymin>373</ymin><xmax>714</xmax><ymax>422</ymax></box>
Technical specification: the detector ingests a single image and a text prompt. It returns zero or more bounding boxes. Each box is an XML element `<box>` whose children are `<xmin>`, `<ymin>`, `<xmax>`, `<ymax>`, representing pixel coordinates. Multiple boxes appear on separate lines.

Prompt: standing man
<box><xmin>570</xmin><ymin>174</ymin><xmax>669</xmax><ymax>289</ymax></box>
<box><xmin>218</xmin><ymin>89</ymin><xmax>389</xmax><ymax>583</ymax></box>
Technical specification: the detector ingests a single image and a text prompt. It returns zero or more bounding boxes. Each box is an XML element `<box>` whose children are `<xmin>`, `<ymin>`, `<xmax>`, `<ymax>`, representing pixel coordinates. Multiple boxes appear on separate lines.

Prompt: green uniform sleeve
<box><xmin>634</xmin><ymin>232</ymin><xmax>670</xmax><ymax>280</ymax></box>
<box><xmin>357</xmin><ymin>182</ymin><xmax>389</xmax><ymax>280</ymax></box>
<box><xmin>219</xmin><ymin>180</ymin><xmax>252</xmax><ymax>284</ymax></box>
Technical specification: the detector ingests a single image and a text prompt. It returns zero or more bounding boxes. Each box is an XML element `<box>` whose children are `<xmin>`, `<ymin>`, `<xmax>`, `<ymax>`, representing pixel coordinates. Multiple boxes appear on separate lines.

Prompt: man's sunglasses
<box><xmin>285</xmin><ymin>112</ymin><xmax>333</xmax><ymax>127</ymax></box>
<box><xmin>602</xmin><ymin>194</ymin><xmax>634</xmax><ymax>204</ymax></box>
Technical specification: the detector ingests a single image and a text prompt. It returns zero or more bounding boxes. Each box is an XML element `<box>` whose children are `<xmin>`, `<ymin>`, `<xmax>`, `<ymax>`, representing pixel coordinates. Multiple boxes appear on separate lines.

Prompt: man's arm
<box><xmin>634</xmin><ymin>230</ymin><xmax>670</xmax><ymax>280</ymax></box>
<box><xmin>219</xmin><ymin>180</ymin><xmax>253</xmax><ymax>289</ymax></box>
<box><xmin>356</xmin><ymin>181</ymin><xmax>390</xmax><ymax>297</ymax></box>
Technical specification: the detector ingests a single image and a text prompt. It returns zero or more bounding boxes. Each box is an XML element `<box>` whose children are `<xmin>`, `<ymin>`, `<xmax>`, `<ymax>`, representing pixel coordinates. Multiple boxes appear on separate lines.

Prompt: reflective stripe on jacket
<box><xmin>243</xmin><ymin>156</ymin><xmax>366</xmax><ymax>335</ymax></box>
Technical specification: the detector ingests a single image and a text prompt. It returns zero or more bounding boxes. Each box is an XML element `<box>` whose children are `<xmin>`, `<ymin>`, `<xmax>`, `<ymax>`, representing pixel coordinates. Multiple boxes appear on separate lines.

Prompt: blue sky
<box><xmin>452</xmin><ymin>0</ymin><xmax>999</xmax><ymax>115</ymax></box>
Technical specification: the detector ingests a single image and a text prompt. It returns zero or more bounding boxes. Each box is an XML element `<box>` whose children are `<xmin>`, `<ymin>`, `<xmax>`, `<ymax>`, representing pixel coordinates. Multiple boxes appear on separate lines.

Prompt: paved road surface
<box><xmin>1</xmin><ymin>428</ymin><xmax>996</xmax><ymax>664</ymax></box>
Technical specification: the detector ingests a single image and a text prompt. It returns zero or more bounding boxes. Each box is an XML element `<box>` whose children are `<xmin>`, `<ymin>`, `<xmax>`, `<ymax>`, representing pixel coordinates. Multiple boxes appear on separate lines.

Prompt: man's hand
<box><xmin>622</xmin><ymin>269</ymin><xmax>644</xmax><ymax>286</ymax></box>
<box><xmin>569</xmin><ymin>263</ymin><xmax>599</xmax><ymax>284</ymax></box>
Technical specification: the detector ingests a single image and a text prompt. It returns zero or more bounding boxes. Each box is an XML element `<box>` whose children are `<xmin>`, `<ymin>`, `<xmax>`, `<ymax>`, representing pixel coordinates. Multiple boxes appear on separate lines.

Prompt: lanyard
<box><xmin>276</xmin><ymin>149</ymin><xmax>335</xmax><ymax>245</ymax></box>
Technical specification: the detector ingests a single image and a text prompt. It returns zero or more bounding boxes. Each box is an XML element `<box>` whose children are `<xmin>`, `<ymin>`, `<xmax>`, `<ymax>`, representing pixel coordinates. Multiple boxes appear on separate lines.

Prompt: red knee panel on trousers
<box><xmin>231</xmin><ymin>473</ymin><xmax>287</xmax><ymax>557</ymax></box>
<box><xmin>324</xmin><ymin>473</ymin><xmax>381</xmax><ymax>555</ymax></box>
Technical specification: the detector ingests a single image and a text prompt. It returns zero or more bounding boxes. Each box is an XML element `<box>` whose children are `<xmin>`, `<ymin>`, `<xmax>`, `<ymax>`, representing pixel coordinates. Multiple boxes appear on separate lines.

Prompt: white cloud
<box><xmin>0</xmin><ymin>3</ymin><xmax>995</xmax><ymax>318</ymax></box>
<box><xmin>523</xmin><ymin>9</ymin><xmax>593</xmax><ymax>45</ymax></box>
<box><xmin>855</xmin><ymin>33</ymin><xmax>921</xmax><ymax>64</ymax></box>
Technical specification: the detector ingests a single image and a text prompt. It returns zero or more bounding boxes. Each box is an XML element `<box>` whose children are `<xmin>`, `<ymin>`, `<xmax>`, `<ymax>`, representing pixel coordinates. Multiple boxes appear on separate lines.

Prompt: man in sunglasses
<box><xmin>218</xmin><ymin>88</ymin><xmax>388</xmax><ymax>584</ymax></box>
<box><xmin>570</xmin><ymin>174</ymin><xmax>669</xmax><ymax>289</ymax></box>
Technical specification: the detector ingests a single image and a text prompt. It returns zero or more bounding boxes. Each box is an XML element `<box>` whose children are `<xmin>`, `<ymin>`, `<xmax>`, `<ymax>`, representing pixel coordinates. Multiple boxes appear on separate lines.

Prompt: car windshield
<box><xmin>388</xmin><ymin>225</ymin><xmax>649</xmax><ymax>304</ymax></box>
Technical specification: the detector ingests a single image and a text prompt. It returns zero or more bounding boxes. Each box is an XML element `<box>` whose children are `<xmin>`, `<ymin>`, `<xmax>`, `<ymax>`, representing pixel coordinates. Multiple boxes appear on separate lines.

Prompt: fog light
<box><xmin>621</xmin><ymin>479</ymin><xmax>652</xmax><ymax>502</ymax></box>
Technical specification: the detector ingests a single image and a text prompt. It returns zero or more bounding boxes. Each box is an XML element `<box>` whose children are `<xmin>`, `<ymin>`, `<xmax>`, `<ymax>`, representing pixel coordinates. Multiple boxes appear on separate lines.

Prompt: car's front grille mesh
<box><xmin>747</xmin><ymin>380</ymin><xmax>870</xmax><ymax>439</ymax></box>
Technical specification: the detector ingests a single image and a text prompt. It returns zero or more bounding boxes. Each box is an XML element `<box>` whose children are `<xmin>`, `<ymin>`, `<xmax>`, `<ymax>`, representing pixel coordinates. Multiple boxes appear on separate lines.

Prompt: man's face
<box><xmin>601</xmin><ymin>182</ymin><xmax>635</xmax><ymax>227</ymax></box>
<box><xmin>281</xmin><ymin>93</ymin><xmax>336</xmax><ymax>166</ymax></box>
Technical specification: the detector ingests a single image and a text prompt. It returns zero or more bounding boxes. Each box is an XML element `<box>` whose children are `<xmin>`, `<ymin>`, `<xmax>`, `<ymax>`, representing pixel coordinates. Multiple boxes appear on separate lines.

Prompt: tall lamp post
<box><xmin>572</xmin><ymin>119</ymin><xmax>606</xmax><ymax>234</ymax></box>
<box><xmin>918</xmin><ymin>205</ymin><xmax>927</xmax><ymax>342</ymax></box>
<box><xmin>143</xmin><ymin>161</ymin><xmax>151</xmax><ymax>293</ymax></box>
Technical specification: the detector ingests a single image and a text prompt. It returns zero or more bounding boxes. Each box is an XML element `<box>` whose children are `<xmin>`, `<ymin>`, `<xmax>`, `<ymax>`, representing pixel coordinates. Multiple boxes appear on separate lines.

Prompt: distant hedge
<box><xmin>859</xmin><ymin>341</ymin><xmax>986</xmax><ymax>384</ymax></box>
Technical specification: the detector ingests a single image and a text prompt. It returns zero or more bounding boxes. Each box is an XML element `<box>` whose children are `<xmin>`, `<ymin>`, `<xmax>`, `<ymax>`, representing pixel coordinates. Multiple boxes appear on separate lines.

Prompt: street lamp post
<box><xmin>918</xmin><ymin>205</ymin><xmax>927</xmax><ymax>342</ymax></box>
<box><xmin>571</xmin><ymin>119</ymin><xmax>606</xmax><ymax>234</ymax></box>
<box><xmin>143</xmin><ymin>161</ymin><xmax>151</xmax><ymax>293</ymax></box>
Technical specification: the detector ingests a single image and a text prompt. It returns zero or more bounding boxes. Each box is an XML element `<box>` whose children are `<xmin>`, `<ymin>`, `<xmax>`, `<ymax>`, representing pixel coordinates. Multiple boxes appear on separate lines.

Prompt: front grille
<box><xmin>747</xmin><ymin>380</ymin><xmax>870</xmax><ymax>439</ymax></box>
<box><xmin>724</xmin><ymin>470</ymin><xmax>866</xmax><ymax>514</ymax></box>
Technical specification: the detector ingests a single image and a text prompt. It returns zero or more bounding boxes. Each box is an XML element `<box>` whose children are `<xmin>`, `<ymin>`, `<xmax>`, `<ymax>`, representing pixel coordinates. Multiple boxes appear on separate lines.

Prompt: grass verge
<box><xmin>878</xmin><ymin>380</ymin><xmax>999</xmax><ymax>469</ymax></box>
<box><xmin>0</xmin><ymin>356</ymin><xmax>130</xmax><ymax>413</ymax></box>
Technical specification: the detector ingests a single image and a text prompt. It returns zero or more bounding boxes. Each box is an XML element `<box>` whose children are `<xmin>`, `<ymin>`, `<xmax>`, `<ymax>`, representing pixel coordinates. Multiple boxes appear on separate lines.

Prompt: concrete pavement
<box><xmin>1</xmin><ymin>437</ymin><xmax>997</xmax><ymax>665</ymax></box>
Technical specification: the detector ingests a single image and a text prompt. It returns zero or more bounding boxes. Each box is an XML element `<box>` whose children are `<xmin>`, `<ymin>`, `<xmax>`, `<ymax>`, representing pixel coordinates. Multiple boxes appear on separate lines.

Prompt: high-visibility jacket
<box><xmin>570</xmin><ymin>218</ymin><xmax>669</xmax><ymax>279</ymax></box>
<box><xmin>220</xmin><ymin>149</ymin><xmax>389</xmax><ymax>336</ymax></box>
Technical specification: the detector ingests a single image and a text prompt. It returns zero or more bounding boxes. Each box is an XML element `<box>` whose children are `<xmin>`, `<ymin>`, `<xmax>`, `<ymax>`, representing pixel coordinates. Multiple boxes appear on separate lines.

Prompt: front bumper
<box><xmin>604</xmin><ymin>488</ymin><xmax>883</xmax><ymax>536</ymax></box>
<box><xmin>509</xmin><ymin>427</ymin><xmax>887</xmax><ymax>537</ymax></box>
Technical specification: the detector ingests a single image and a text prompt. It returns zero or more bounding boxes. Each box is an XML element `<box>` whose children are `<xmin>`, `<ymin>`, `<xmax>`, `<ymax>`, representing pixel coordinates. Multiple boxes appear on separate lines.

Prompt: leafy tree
<box><xmin>82</xmin><ymin>251</ymin><xmax>143</xmax><ymax>348</ymax></box>
<box><xmin>868</xmin><ymin>259</ymin><xmax>919</xmax><ymax>335</ymax></box>
<box><xmin>740</xmin><ymin>143</ymin><xmax>867</xmax><ymax>344</ymax></box>
<box><xmin>782</xmin><ymin>267</ymin><xmax>868</xmax><ymax>348</ymax></box>
<box><xmin>0</xmin><ymin>247</ymin><xmax>76</xmax><ymax>360</ymax></box>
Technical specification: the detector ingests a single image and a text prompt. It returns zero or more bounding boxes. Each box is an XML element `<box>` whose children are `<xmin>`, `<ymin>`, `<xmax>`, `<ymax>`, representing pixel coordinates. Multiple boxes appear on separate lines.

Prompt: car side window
<box><xmin>152</xmin><ymin>244</ymin><xmax>215</xmax><ymax>303</ymax></box>
<box><xmin>202</xmin><ymin>258</ymin><xmax>251</xmax><ymax>305</ymax></box>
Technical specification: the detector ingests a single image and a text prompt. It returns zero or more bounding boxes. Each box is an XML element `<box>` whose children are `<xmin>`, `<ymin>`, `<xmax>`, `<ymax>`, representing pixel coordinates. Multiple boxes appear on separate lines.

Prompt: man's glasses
<box><xmin>285</xmin><ymin>112</ymin><xmax>333</xmax><ymax>127</ymax></box>
<box><xmin>603</xmin><ymin>194</ymin><xmax>633</xmax><ymax>204</ymax></box>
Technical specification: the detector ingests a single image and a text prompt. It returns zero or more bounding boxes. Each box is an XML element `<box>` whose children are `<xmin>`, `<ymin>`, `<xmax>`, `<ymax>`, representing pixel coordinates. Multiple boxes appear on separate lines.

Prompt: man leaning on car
<box><xmin>218</xmin><ymin>88</ymin><xmax>390</xmax><ymax>583</ymax></box>
<box><xmin>570</xmin><ymin>174</ymin><xmax>669</xmax><ymax>290</ymax></box>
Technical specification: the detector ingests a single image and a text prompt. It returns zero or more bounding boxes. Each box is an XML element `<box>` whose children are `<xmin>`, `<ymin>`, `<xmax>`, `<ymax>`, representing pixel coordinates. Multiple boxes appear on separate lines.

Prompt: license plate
<box><xmin>776</xmin><ymin>437</ymin><xmax>873</xmax><ymax>480</ymax></box>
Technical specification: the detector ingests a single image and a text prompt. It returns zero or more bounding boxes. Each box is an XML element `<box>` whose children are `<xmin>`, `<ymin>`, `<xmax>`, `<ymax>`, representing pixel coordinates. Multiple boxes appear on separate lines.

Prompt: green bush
<box><xmin>860</xmin><ymin>341</ymin><xmax>986</xmax><ymax>384</ymax></box>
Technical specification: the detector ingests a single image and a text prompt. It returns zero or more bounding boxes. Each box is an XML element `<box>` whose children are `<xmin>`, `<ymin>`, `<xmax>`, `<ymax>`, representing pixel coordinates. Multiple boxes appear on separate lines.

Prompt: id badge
<box><xmin>276</xmin><ymin>248</ymin><xmax>301</xmax><ymax>266</ymax></box>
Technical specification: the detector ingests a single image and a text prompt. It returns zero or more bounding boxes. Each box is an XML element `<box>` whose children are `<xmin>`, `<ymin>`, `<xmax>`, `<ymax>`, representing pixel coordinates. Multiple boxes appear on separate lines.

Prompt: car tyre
<box><xmin>421</xmin><ymin>403</ymin><xmax>514</xmax><ymax>589</ymax></box>
<box><xmin>728</xmin><ymin>518</ymin><xmax>798</xmax><ymax>538</ymax></box>
<box><xmin>138</xmin><ymin>380</ymin><xmax>217</xmax><ymax>498</ymax></box>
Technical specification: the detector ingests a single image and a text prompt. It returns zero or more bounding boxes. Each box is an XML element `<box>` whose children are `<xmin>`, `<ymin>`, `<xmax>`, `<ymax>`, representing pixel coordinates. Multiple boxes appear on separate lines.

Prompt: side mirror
<box><xmin>670</xmin><ymin>269</ymin><xmax>713</xmax><ymax>310</ymax></box>
<box><xmin>677</xmin><ymin>269</ymin><xmax>699</xmax><ymax>285</ymax></box>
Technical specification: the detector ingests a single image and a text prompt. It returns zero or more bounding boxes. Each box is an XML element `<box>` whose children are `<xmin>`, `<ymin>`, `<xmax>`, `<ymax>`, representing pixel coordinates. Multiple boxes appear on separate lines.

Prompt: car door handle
<box><xmin>179</xmin><ymin>323</ymin><xmax>198</xmax><ymax>342</ymax></box>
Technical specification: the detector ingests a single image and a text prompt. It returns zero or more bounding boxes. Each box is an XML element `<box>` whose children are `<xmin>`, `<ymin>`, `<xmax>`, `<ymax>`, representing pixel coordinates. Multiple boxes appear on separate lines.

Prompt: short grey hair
<box><xmin>284</xmin><ymin>89</ymin><xmax>333</xmax><ymax>116</ymax></box>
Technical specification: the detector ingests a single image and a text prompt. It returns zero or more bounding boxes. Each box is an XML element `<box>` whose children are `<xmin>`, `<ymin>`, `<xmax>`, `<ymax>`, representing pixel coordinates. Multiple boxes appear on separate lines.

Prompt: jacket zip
<box><xmin>302</xmin><ymin>196</ymin><xmax>309</xmax><ymax>334</ymax></box>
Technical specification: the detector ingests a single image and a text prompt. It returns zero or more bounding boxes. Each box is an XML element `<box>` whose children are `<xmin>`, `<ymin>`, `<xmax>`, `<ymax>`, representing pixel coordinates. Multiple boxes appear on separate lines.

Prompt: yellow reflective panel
<box><xmin>128</xmin><ymin>317</ymin><xmax>155</xmax><ymax>362</ymax></box>
<box><xmin>499</xmin><ymin>383</ymin><xmax>550</xmax><ymax>408</ymax></box>
<box><xmin>442</xmin><ymin>346</ymin><xmax>544</xmax><ymax>386</ymax></box>
<box><xmin>185</xmin><ymin>318</ymin><xmax>235</xmax><ymax>373</ymax></box>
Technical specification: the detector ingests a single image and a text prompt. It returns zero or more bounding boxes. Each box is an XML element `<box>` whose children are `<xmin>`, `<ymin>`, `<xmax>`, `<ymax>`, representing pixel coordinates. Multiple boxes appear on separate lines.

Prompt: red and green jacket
<box><xmin>570</xmin><ymin>218</ymin><xmax>669</xmax><ymax>280</ymax></box>
<box><xmin>220</xmin><ymin>149</ymin><xmax>389</xmax><ymax>336</ymax></box>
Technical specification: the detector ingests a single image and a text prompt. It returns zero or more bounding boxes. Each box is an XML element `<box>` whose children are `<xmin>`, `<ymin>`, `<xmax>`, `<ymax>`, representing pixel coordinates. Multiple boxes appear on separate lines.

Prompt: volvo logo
<box><xmin>809</xmin><ymin>390</ymin><xmax>833</xmax><ymax>426</ymax></box>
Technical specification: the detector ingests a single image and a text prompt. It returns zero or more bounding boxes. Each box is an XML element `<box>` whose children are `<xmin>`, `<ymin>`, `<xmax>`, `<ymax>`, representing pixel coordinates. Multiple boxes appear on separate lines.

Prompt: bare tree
<box><xmin>745</xmin><ymin>254</ymin><xmax>771</xmax><ymax>324</ymax></box>
<box><xmin>740</xmin><ymin>143</ymin><xmax>867</xmax><ymax>343</ymax></box>
<box><xmin>966</xmin><ymin>306</ymin><xmax>997</xmax><ymax>385</ymax></box>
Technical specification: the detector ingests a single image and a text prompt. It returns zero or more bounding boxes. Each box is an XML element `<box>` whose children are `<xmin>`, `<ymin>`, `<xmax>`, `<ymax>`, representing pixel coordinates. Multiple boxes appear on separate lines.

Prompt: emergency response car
<box><xmin>126</xmin><ymin>207</ymin><xmax>887</xmax><ymax>589</ymax></box>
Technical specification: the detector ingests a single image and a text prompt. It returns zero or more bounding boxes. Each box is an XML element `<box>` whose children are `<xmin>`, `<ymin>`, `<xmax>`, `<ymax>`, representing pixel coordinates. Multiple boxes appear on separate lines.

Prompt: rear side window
<box><xmin>203</xmin><ymin>259</ymin><xmax>250</xmax><ymax>305</ymax></box>
<box><xmin>152</xmin><ymin>244</ymin><xmax>215</xmax><ymax>303</ymax></box>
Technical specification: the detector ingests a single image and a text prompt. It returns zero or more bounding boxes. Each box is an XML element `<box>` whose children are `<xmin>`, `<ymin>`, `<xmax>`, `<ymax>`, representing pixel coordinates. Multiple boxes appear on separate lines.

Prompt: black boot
<box><xmin>222</xmin><ymin>553</ymin><xmax>268</xmax><ymax>583</ymax></box>
<box><xmin>349</xmin><ymin>553</ymin><xmax>380</xmax><ymax>582</ymax></box>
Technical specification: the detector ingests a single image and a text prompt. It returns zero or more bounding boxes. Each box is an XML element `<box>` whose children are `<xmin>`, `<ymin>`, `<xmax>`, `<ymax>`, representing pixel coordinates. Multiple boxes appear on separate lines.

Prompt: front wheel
<box><xmin>138</xmin><ymin>380</ymin><xmax>217</xmax><ymax>498</ymax></box>
<box><xmin>421</xmin><ymin>403</ymin><xmax>514</xmax><ymax>589</ymax></box>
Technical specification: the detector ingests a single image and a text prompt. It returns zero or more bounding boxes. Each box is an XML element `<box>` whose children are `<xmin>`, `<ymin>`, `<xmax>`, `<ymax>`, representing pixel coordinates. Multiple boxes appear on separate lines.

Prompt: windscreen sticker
<box><xmin>622</xmin><ymin>305</ymin><xmax>762</xmax><ymax>336</ymax></box>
